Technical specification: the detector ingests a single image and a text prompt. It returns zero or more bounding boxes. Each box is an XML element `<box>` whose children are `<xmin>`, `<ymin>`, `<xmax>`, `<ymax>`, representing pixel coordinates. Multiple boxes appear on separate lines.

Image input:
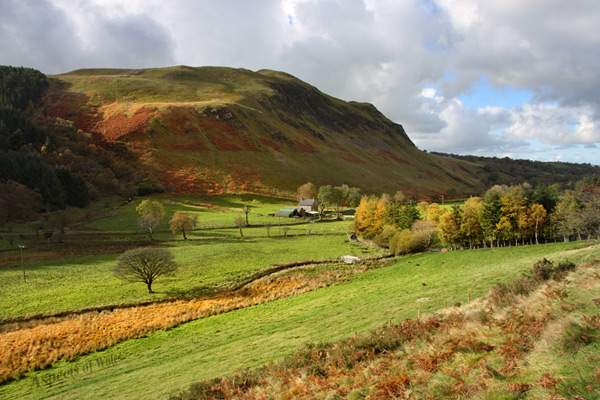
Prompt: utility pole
<box><xmin>19</xmin><ymin>245</ymin><xmax>26</xmax><ymax>282</ymax></box>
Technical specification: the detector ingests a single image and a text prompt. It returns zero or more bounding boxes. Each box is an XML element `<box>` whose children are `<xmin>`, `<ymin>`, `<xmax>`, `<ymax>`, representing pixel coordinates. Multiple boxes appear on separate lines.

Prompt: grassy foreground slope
<box><xmin>175</xmin><ymin>249</ymin><xmax>600</xmax><ymax>400</ymax></box>
<box><xmin>1</xmin><ymin>242</ymin><xmax>597</xmax><ymax>400</ymax></box>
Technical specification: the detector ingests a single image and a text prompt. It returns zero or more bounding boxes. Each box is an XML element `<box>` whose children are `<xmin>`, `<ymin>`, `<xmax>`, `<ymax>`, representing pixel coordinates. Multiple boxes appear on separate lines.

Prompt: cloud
<box><xmin>0</xmin><ymin>0</ymin><xmax>82</xmax><ymax>73</ymax></box>
<box><xmin>0</xmin><ymin>0</ymin><xmax>176</xmax><ymax>73</ymax></box>
<box><xmin>503</xmin><ymin>104</ymin><xmax>600</xmax><ymax>146</ymax></box>
<box><xmin>436</xmin><ymin>0</ymin><xmax>600</xmax><ymax>112</ymax></box>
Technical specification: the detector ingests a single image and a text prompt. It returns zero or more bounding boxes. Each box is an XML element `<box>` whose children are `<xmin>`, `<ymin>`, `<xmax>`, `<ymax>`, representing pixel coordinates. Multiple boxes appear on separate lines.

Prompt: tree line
<box><xmin>354</xmin><ymin>178</ymin><xmax>600</xmax><ymax>255</ymax></box>
<box><xmin>0</xmin><ymin>65</ymin><xmax>166</xmax><ymax>226</ymax></box>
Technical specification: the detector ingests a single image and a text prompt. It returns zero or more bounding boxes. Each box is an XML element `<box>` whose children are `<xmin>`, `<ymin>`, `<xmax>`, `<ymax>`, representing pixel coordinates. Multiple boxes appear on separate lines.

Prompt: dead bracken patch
<box><xmin>0</xmin><ymin>259</ymin><xmax>388</xmax><ymax>384</ymax></box>
<box><xmin>94</xmin><ymin>106</ymin><xmax>156</xmax><ymax>141</ymax></box>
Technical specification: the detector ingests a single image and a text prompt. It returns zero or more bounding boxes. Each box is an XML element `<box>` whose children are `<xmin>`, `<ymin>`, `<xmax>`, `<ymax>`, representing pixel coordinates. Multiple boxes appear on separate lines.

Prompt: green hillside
<box><xmin>46</xmin><ymin>66</ymin><xmax>485</xmax><ymax>198</ymax></box>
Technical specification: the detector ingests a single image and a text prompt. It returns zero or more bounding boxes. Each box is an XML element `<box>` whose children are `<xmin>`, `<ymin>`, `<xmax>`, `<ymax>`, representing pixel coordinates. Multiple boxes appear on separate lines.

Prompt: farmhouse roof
<box><xmin>298</xmin><ymin>198</ymin><xmax>317</xmax><ymax>206</ymax></box>
<box><xmin>274</xmin><ymin>208</ymin><xmax>297</xmax><ymax>218</ymax></box>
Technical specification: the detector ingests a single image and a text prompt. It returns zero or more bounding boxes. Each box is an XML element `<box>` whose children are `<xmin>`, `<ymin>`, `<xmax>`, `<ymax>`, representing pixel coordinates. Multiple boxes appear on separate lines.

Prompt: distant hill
<box><xmin>431</xmin><ymin>152</ymin><xmax>600</xmax><ymax>189</ymax></box>
<box><xmin>44</xmin><ymin>66</ymin><xmax>486</xmax><ymax>198</ymax></box>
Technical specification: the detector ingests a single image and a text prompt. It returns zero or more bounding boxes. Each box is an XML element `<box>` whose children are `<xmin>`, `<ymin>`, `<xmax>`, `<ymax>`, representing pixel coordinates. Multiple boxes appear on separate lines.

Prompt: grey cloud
<box><xmin>0</xmin><ymin>0</ymin><xmax>83</xmax><ymax>73</ymax></box>
<box><xmin>439</xmin><ymin>0</ymin><xmax>600</xmax><ymax>114</ymax></box>
<box><xmin>0</xmin><ymin>0</ymin><xmax>176</xmax><ymax>73</ymax></box>
<box><xmin>84</xmin><ymin>13</ymin><xmax>175</xmax><ymax>70</ymax></box>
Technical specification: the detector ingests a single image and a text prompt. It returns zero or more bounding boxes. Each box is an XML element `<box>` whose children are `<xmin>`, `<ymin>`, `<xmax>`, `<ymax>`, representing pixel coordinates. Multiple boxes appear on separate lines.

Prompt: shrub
<box><xmin>507</xmin><ymin>276</ymin><xmax>536</xmax><ymax>296</ymax></box>
<box><xmin>170</xmin><ymin>379</ymin><xmax>225</xmax><ymax>400</ymax></box>
<box><xmin>532</xmin><ymin>258</ymin><xmax>554</xmax><ymax>281</ymax></box>
<box><xmin>389</xmin><ymin>230</ymin><xmax>429</xmax><ymax>256</ymax></box>
<box><xmin>373</xmin><ymin>225</ymin><xmax>397</xmax><ymax>248</ymax></box>
<box><xmin>489</xmin><ymin>283</ymin><xmax>511</xmax><ymax>306</ymax></box>
<box><xmin>554</xmin><ymin>260</ymin><xmax>576</xmax><ymax>279</ymax></box>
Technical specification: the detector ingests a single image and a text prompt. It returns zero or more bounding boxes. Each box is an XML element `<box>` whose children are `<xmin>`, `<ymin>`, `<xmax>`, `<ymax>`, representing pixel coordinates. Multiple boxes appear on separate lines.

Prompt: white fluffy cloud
<box><xmin>1</xmin><ymin>0</ymin><xmax>599</xmax><ymax>163</ymax></box>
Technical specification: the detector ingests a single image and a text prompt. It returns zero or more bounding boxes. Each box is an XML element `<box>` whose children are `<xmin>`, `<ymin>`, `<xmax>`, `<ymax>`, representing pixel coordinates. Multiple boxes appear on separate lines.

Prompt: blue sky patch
<box><xmin>459</xmin><ymin>76</ymin><xmax>533</xmax><ymax>109</ymax></box>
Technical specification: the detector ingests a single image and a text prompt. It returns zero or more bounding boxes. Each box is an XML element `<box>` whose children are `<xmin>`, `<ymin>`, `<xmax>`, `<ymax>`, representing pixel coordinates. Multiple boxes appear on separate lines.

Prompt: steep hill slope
<box><xmin>45</xmin><ymin>66</ymin><xmax>484</xmax><ymax>197</ymax></box>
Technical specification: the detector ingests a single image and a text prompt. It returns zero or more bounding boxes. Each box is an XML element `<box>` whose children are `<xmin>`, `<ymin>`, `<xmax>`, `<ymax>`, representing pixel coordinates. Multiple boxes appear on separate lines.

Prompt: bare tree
<box><xmin>113</xmin><ymin>247</ymin><xmax>178</xmax><ymax>293</ymax></box>
<box><xmin>264</xmin><ymin>222</ymin><xmax>272</xmax><ymax>237</ymax></box>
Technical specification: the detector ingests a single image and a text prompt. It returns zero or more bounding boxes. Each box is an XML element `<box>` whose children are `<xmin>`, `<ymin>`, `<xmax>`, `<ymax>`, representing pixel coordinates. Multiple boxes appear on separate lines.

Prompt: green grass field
<box><xmin>2</xmin><ymin>241</ymin><xmax>597</xmax><ymax>400</ymax></box>
<box><xmin>0</xmin><ymin>223</ymin><xmax>374</xmax><ymax>320</ymax></box>
<box><xmin>83</xmin><ymin>194</ymin><xmax>301</xmax><ymax>232</ymax></box>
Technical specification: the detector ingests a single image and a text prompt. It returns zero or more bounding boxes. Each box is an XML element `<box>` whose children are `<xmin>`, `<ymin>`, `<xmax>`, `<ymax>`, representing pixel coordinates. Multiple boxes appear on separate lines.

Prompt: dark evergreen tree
<box><xmin>55</xmin><ymin>167</ymin><xmax>90</xmax><ymax>208</ymax></box>
<box><xmin>530</xmin><ymin>184</ymin><xmax>559</xmax><ymax>214</ymax></box>
<box><xmin>480</xmin><ymin>191</ymin><xmax>503</xmax><ymax>247</ymax></box>
<box><xmin>0</xmin><ymin>66</ymin><xmax>49</xmax><ymax>110</ymax></box>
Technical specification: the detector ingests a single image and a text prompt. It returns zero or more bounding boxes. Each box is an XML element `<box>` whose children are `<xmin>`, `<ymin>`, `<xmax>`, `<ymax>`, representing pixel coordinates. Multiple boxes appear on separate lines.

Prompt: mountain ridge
<box><xmin>44</xmin><ymin>65</ymin><xmax>484</xmax><ymax>198</ymax></box>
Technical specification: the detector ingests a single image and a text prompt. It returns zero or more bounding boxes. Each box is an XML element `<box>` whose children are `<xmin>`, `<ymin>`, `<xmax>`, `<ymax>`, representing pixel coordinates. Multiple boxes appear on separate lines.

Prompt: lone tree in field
<box><xmin>136</xmin><ymin>199</ymin><xmax>165</xmax><ymax>240</ymax></box>
<box><xmin>242</xmin><ymin>204</ymin><xmax>250</xmax><ymax>226</ymax></box>
<box><xmin>113</xmin><ymin>247</ymin><xmax>177</xmax><ymax>293</ymax></box>
<box><xmin>234</xmin><ymin>215</ymin><xmax>245</xmax><ymax>237</ymax></box>
<box><xmin>169</xmin><ymin>211</ymin><xmax>193</xmax><ymax>240</ymax></box>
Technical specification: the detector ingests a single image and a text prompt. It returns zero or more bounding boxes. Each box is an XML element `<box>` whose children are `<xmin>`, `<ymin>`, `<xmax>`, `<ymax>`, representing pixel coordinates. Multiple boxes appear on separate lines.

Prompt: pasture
<box><xmin>1</xmin><ymin>241</ymin><xmax>597</xmax><ymax>399</ymax></box>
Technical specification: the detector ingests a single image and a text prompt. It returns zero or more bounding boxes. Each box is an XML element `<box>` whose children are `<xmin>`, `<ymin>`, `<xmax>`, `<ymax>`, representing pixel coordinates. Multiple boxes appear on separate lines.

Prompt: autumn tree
<box><xmin>296</xmin><ymin>182</ymin><xmax>318</xmax><ymax>201</ymax></box>
<box><xmin>393</xmin><ymin>191</ymin><xmax>407</xmax><ymax>203</ymax></box>
<box><xmin>499</xmin><ymin>186</ymin><xmax>527</xmax><ymax>245</ymax></box>
<box><xmin>437</xmin><ymin>209</ymin><xmax>461</xmax><ymax>249</ymax></box>
<box><xmin>427</xmin><ymin>203</ymin><xmax>445</xmax><ymax>224</ymax></box>
<box><xmin>554</xmin><ymin>191</ymin><xmax>583</xmax><ymax>241</ymax></box>
<box><xmin>169</xmin><ymin>211</ymin><xmax>193</xmax><ymax>240</ymax></box>
<box><xmin>0</xmin><ymin>180</ymin><xmax>40</xmax><ymax>224</ymax></box>
<box><xmin>113</xmin><ymin>247</ymin><xmax>177</xmax><ymax>293</ymax></box>
<box><xmin>530</xmin><ymin>184</ymin><xmax>559</xmax><ymax>215</ymax></box>
<box><xmin>354</xmin><ymin>196</ymin><xmax>385</xmax><ymax>238</ymax></box>
<box><xmin>136</xmin><ymin>199</ymin><xmax>165</xmax><ymax>240</ymax></box>
<box><xmin>530</xmin><ymin>204</ymin><xmax>547</xmax><ymax>244</ymax></box>
<box><xmin>417</xmin><ymin>201</ymin><xmax>430</xmax><ymax>220</ymax></box>
<box><xmin>460</xmin><ymin>197</ymin><xmax>482</xmax><ymax>249</ymax></box>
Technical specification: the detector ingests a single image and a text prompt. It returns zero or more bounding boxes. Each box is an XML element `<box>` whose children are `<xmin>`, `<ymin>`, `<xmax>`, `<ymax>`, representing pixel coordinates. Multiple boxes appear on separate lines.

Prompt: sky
<box><xmin>1</xmin><ymin>0</ymin><xmax>599</xmax><ymax>165</ymax></box>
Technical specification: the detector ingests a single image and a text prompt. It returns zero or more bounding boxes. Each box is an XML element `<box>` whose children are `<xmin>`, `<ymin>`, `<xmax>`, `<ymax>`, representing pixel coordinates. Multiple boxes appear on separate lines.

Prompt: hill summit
<box><xmin>45</xmin><ymin>66</ymin><xmax>483</xmax><ymax>197</ymax></box>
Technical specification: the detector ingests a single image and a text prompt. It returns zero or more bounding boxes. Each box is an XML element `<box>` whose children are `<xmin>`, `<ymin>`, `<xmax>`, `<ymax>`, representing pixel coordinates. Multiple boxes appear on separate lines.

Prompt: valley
<box><xmin>1</xmin><ymin>65</ymin><xmax>600</xmax><ymax>399</ymax></box>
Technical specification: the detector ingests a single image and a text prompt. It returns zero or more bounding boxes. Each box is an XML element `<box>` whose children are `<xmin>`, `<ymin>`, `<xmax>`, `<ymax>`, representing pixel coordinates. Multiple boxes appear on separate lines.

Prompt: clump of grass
<box><xmin>559</xmin><ymin>321</ymin><xmax>595</xmax><ymax>353</ymax></box>
<box><xmin>489</xmin><ymin>258</ymin><xmax>577</xmax><ymax>307</ymax></box>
